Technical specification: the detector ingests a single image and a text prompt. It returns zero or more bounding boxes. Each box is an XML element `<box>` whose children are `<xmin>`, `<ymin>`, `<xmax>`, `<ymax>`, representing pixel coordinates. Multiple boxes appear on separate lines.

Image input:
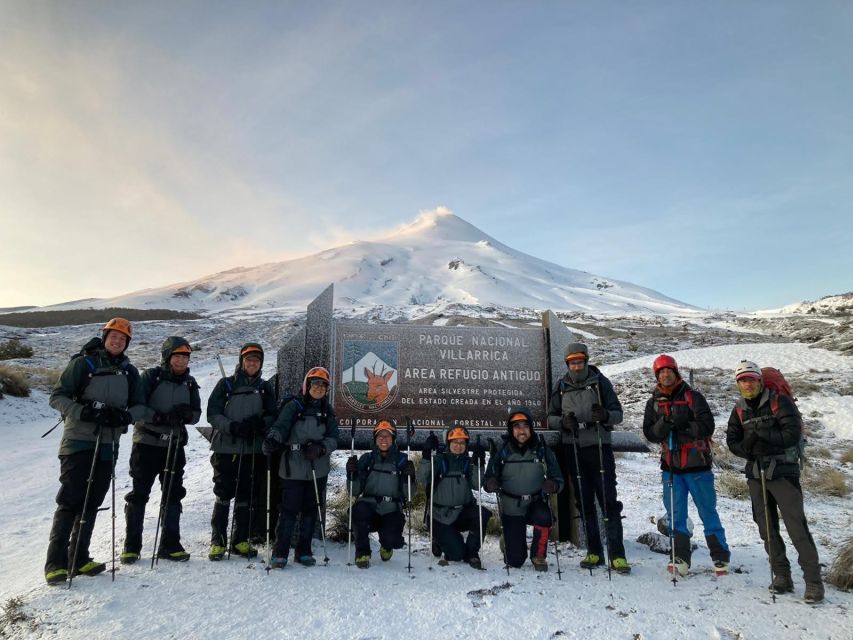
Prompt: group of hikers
<box><xmin>43</xmin><ymin>319</ymin><xmax>825</xmax><ymax>604</ymax></box>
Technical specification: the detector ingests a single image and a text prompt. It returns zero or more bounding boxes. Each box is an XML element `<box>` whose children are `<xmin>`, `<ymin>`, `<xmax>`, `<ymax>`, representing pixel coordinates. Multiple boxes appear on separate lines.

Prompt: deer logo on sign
<box><xmin>340</xmin><ymin>340</ymin><xmax>399</xmax><ymax>413</ymax></box>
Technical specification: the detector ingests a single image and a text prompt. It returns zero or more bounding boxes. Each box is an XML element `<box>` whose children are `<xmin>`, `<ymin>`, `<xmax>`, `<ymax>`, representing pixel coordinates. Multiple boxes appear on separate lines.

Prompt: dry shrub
<box><xmin>0</xmin><ymin>365</ymin><xmax>30</xmax><ymax>397</ymax></box>
<box><xmin>0</xmin><ymin>338</ymin><xmax>33</xmax><ymax>360</ymax></box>
<box><xmin>826</xmin><ymin>537</ymin><xmax>853</xmax><ymax>591</ymax></box>
<box><xmin>840</xmin><ymin>447</ymin><xmax>853</xmax><ymax>465</ymax></box>
<box><xmin>717</xmin><ymin>470</ymin><xmax>750</xmax><ymax>500</ymax></box>
<box><xmin>712</xmin><ymin>443</ymin><xmax>741</xmax><ymax>472</ymax></box>
<box><xmin>802</xmin><ymin>465</ymin><xmax>850</xmax><ymax>497</ymax></box>
<box><xmin>807</xmin><ymin>445</ymin><xmax>833</xmax><ymax>460</ymax></box>
<box><xmin>325</xmin><ymin>489</ymin><xmax>351</xmax><ymax>543</ymax></box>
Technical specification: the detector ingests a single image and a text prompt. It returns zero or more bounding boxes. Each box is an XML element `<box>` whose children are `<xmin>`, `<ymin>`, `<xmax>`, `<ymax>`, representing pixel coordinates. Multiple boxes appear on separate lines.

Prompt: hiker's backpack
<box><xmin>735</xmin><ymin>367</ymin><xmax>805</xmax><ymax>468</ymax></box>
<box><xmin>492</xmin><ymin>435</ymin><xmax>547</xmax><ymax>480</ymax></box>
<box><xmin>69</xmin><ymin>337</ymin><xmax>129</xmax><ymax>401</ymax></box>
<box><xmin>656</xmin><ymin>387</ymin><xmax>712</xmax><ymax>470</ymax></box>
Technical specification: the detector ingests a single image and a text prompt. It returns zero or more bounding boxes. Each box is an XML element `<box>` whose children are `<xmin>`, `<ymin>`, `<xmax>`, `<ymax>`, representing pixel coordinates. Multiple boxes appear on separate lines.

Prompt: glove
<box><xmin>484</xmin><ymin>477</ymin><xmax>500</xmax><ymax>493</ymax></box>
<box><xmin>173</xmin><ymin>404</ymin><xmax>195</xmax><ymax>424</ymax></box>
<box><xmin>179</xmin><ymin>425</ymin><xmax>189</xmax><ymax>447</ymax></box>
<box><xmin>79</xmin><ymin>404</ymin><xmax>103</xmax><ymax>424</ymax></box>
<box><xmin>262</xmin><ymin>435</ymin><xmax>281</xmax><ymax>456</ymax></box>
<box><xmin>248</xmin><ymin>414</ymin><xmax>267</xmax><ymax>435</ymax></box>
<box><xmin>542</xmin><ymin>479</ymin><xmax>559</xmax><ymax>495</ymax></box>
<box><xmin>590</xmin><ymin>404</ymin><xmax>609</xmax><ymax>424</ymax></box>
<box><xmin>471</xmin><ymin>444</ymin><xmax>486</xmax><ymax>467</ymax></box>
<box><xmin>229</xmin><ymin>420</ymin><xmax>253</xmax><ymax>439</ymax></box>
<box><xmin>303</xmin><ymin>441</ymin><xmax>326</xmax><ymax>461</ymax></box>
<box><xmin>346</xmin><ymin>455</ymin><xmax>358</xmax><ymax>480</ymax></box>
<box><xmin>670</xmin><ymin>409</ymin><xmax>691</xmax><ymax>430</ymax></box>
<box><xmin>741</xmin><ymin>425</ymin><xmax>760</xmax><ymax>453</ymax></box>
<box><xmin>422</xmin><ymin>433</ymin><xmax>440</xmax><ymax>460</ymax></box>
<box><xmin>152</xmin><ymin>412</ymin><xmax>169</xmax><ymax>426</ymax></box>
<box><xmin>404</xmin><ymin>460</ymin><xmax>416</xmax><ymax>480</ymax></box>
<box><xmin>652</xmin><ymin>416</ymin><xmax>673</xmax><ymax>440</ymax></box>
<box><xmin>561</xmin><ymin>412</ymin><xmax>579</xmax><ymax>434</ymax></box>
<box><xmin>105</xmin><ymin>407</ymin><xmax>133</xmax><ymax>428</ymax></box>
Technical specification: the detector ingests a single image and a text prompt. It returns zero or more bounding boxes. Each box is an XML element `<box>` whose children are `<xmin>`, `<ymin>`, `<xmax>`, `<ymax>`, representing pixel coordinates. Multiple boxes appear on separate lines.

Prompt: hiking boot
<box><xmin>531</xmin><ymin>556</ymin><xmax>549</xmax><ymax>572</ymax></box>
<box><xmin>157</xmin><ymin>548</ymin><xmax>190</xmax><ymax>562</ymax></box>
<box><xmin>467</xmin><ymin>554</ymin><xmax>483</xmax><ymax>570</ymax></box>
<box><xmin>580</xmin><ymin>553</ymin><xmax>604</xmax><ymax>569</ymax></box>
<box><xmin>769</xmin><ymin>574</ymin><xmax>794</xmax><ymax>594</ymax></box>
<box><xmin>438</xmin><ymin>558</ymin><xmax>449</xmax><ymax>567</ymax></box>
<box><xmin>804</xmin><ymin>582</ymin><xmax>824</xmax><ymax>604</ymax></box>
<box><xmin>71</xmin><ymin>560</ymin><xmax>106</xmax><ymax>577</ymax></box>
<box><xmin>208</xmin><ymin>544</ymin><xmax>226</xmax><ymax>561</ymax></box>
<box><xmin>611</xmin><ymin>557</ymin><xmax>632</xmax><ymax>575</ymax></box>
<box><xmin>713</xmin><ymin>561</ymin><xmax>729</xmax><ymax>576</ymax></box>
<box><xmin>667</xmin><ymin>557</ymin><xmax>689</xmax><ymax>577</ymax></box>
<box><xmin>231</xmin><ymin>541</ymin><xmax>258</xmax><ymax>559</ymax></box>
<box><xmin>296</xmin><ymin>555</ymin><xmax>316</xmax><ymax>567</ymax></box>
<box><xmin>355</xmin><ymin>555</ymin><xmax>371</xmax><ymax>569</ymax></box>
<box><xmin>120</xmin><ymin>551</ymin><xmax>140</xmax><ymax>565</ymax></box>
<box><xmin>379</xmin><ymin>547</ymin><xmax>393</xmax><ymax>562</ymax></box>
<box><xmin>45</xmin><ymin>569</ymin><xmax>68</xmax><ymax>585</ymax></box>
<box><xmin>270</xmin><ymin>557</ymin><xmax>287</xmax><ymax>569</ymax></box>
<box><xmin>431</xmin><ymin>540</ymin><xmax>442</xmax><ymax>558</ymax></box>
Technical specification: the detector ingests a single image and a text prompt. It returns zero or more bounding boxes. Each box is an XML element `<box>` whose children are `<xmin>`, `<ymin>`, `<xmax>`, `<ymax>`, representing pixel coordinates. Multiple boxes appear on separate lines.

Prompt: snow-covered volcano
<box><xmin>51</xmin><ymin>209</ymin><xmax>696</xmax><ymax>313</ymax></box>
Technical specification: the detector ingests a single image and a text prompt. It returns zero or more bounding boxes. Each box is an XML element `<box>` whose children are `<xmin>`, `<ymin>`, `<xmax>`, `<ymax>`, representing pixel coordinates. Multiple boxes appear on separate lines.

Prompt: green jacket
<box><xmin>483</xmin><ymin>435</ymin><xmax>564</xmax><ymax>517</ymax></box>
<box><xmin>133</xmin><ymin>365</ymin><xmax>201</xmax><ymax>448</ymax></box>
<box><xmin>547</xmin><ymin>365</ymin><xmax>624</xmax><ymax>448</ymax></box>
<box><xmin>350</xmin><ymin>444</ymin><xmax>409</xmax><ymax>516</ymax></box>
<box><xmin>270</xmin><ymin>396</ymin><xmax>339</xmax><ymax>481</ymax></box>
<box><xmin>417</xmin><ymin>451</ymin><xmax>483</xmax><ymax>525</ymax></box>
<box><xmin>206</xmin><ymin>371</ymin><xmax>276</xmax><ymax>454</ymax></box>
<box><xmin>49</xmin><ymin>347</ymin><xmax>145</xmax><ymax>456</ymax></box>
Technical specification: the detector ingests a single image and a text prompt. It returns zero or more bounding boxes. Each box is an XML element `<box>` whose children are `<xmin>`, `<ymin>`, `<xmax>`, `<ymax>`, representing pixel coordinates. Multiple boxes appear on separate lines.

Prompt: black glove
<box><xmin>248</xmin><ymin>414</ymin><xmax>267</xmax><ymax>435</ymax></box>
<box><xmin>79</xmin><ymin>404</ymin><xmax>103</xmax><ymax>424</ymax></box>
<box><xmin>229</xmin><ymin>420</ymin><xmax>253</xmax><ymax>439</ymax></box>
<box><xmin>262</xmin><ymin>434</ymin><xmax>281</xmax><ymax>456</ymax></box>
<box><xmin>542</xmin><ymin>478</ymin><xmax>559</xmax><ymax>495</ymax></box>
<box><xmin>484</xmin><ymin>477</ymin><xmax>500</xmax><ymax>493</ymax></box>
<box><xmin>590</xmin><ymin>404</ymin><xmax>609</xmax><ymax>424</ymax></box>
<box><xmin>303</xmin><ymin>441</ymin><xmax>326</xmax><ymax>461</ymax></box>
<box><xmin>152</xmin><ymin>412</ymin><xmax>169</xmax><ymax>426</ymax></box>
<box><xmin>670</xmin><ymin>409</ymin><xmax>691</xmax><ymax>430</ymax></box>
<box><xmin>471</xmin><ymin>444</ymin><xmax>486</xmax><ymax>467</ymax></box>
<box><xmin>561</xmin><ymin>412</ymin><xmax>579</xmax><ymax>434</ymax></box>
<box><xmin>422</xmin><ymin>433</ymin><xmax>440</xmax><ymax>460</ymax></box>
<box><xmin>652</xmin><ymin>416</ymin><xmax>673</xmax><ymax>440</ymax></box>
<box><xmin>173</xmin><ymin>404</ymin><xmax>195</xmax><ymax>424</ymax></box>
<box><xmin>403</xmin><ymin>460</ymin><xmax>416</xmax><ymax>480</ymax></box>
<box><xmin>741</xmin><ymin>425</ymin><xmax>760</xmax><ymax>453</ymax></box>
<box><xmin>346</xmin><ymin>455</ymin><xmax>358</xmax><ymax>480</ymax></box>
<box><xmin>179</xmin><ymin>425</ymin><xmax>189</xmax><ymax>447</ymax></box>
<box><xmin>104</xmin><ymin>407</ymin><xmax>133</xmax><ymax>428</ymax></box>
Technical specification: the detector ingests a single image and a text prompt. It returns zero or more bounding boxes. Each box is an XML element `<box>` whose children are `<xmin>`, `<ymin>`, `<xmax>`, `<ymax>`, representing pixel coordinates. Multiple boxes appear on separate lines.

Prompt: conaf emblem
<box><xmin>340</xmin><ymin>340</ymin><xmax>399</xmax><ymax>413</ymax></box>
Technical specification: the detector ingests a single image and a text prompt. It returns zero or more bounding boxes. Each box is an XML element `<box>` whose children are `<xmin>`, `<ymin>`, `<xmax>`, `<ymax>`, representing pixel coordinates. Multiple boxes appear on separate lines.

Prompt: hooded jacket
<box><xmin>547</xmin><ymin>365</ymin><xmax>623</xmax><ymax>448</ymax></box>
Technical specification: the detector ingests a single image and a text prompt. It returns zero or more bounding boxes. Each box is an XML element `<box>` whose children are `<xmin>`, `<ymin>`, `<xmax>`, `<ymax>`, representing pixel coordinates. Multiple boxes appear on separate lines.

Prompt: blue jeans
<box><xmin>661</xmin><ymin>470</ymin><xmax>730</xmax><ymax>564</ymax></box>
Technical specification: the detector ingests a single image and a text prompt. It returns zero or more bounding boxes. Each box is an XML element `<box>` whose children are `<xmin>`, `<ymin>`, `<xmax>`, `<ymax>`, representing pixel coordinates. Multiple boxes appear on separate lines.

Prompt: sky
<box><xmin>1</xmin><ymin>1</ymin><xmax>851</xmax><ymax>312</ymax></box>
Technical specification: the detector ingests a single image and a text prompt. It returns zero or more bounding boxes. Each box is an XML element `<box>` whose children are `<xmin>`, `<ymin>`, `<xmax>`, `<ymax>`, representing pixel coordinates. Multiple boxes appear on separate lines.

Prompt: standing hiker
<box><xmin>263</xmin><ymin>366</ymin><xmax>339</xmax><ymax>568</ymax></box>
<box><xmin>121</xmin><ymin>336</ymin><xmax>201</xmax><ymax>564</ymax></box>
<box><xmin>206</xmin><ymin>343</ymin><xmax>276</xmax><ymax>560</ymax></box>
<box><xmin>483</xmin><ymin>406</ymin><xmax>563</xmax><ymax>571</ymax></box>
<box><xmin>726</xmin><ymin>360</ymin><xmax>824</xmax><ymax>603</ymax></box>
<box><xmin>347</xmin><ymin>419</ymin><xmax>415</xmax><ymax>568</ymax></box>
<box><xmin>547</xmin><ymin>342</ymin><xmax>631</xmax><ymax>574</ymax></box>
<box><xmin>642</xmin><ymin>354</ymin><xmax>730</xmax><ymax>577</ymax></box>
<box><xmin>45</xmin><ymin>318</ymin><xmax>145</xmax><ymax>584</ymax></box>
<box><xmin>418</xmin><ymin>424</ymin><xmax>492</xmax><ymax>569</ymax></box>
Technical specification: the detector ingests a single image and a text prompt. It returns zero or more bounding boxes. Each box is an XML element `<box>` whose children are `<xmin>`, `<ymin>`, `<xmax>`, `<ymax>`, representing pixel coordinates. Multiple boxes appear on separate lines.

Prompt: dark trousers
<box><xmin>566</xmin><ymin>443</ymin><xmax>625</xmax><ymax>558</ymax></box>
<box><xmin>433</xmin><ymin>503</ymin><xmax>492</xmax><ymax>561</ymax></box>
<box><xmin>45</xmin><ymin>449</ymin><xmax>112</xmax><ymax>573</ymax></box>
<box><xmin>353</xmin><ymin>501</ymin><xmax>405</xmax><ymax>557</ymax></box>
<box><xmin>501</xmin><ymin>500</ymin><xmax>552</xmax><ymax>568</ymax></box>
<box><xmin>126</xmin><ymin>442</ymin><xmax>187</xmax><ymax>506</ymax></box>
<box><xmin>210</xmin><ymin>452</ymin><xmax>264</xmax><ymax>546</ymax></box>
<box><xmin>748</xmin><ymin>476</ymin><xmax>821</xmax><ymax>584</ymax></box>
<box><xmin>274</xmin><ymin>476</ymin><xmax>326</xmax><ymax>559</ymax></box>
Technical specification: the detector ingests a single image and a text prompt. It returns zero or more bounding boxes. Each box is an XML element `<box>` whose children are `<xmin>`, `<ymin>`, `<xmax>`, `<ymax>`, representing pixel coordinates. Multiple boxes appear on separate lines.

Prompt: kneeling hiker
<box><xmin>726</xmin><ymin>360</ymin><xmax>823</xmax><ymax>604</ymax></box>
<box><xmin>642</xmin><ymin>355</ymin><xmax>730</xmax><ymax>577</ymax></box>
<box><xmin>346</xmin><ymin>419</ymin><xmax>415</xmax><ymax>568</ymax></box>
<box><xmin>419</xmin><ymin>425</ymin><xmax>492</xmax><ymax>569</ymax></box>
<box><xmin>484</xmin><ymin>407</ymin><xmax>563</xmax><ymax>571</ymax></box>
<box><xmin>122</xmin><ymin>336</ymin><xmax>201</xmax><ymax>564</ymax></box>
<box><xmin>263</xmin><ymin>366</ymin><xmax>339</xmax><ymax>568</ymax></box>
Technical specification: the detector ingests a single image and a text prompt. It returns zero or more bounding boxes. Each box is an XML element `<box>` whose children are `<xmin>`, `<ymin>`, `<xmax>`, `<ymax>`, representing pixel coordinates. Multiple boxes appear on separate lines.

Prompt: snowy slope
<box><xmin>40</xmin><ymin>209</ymin><xmax>695</xmax><ymax>314</ymax></box>
<box><xmin>1</xmin><ymin>342</ymin><xmax>852</xmax><ymax>640</ymax></box>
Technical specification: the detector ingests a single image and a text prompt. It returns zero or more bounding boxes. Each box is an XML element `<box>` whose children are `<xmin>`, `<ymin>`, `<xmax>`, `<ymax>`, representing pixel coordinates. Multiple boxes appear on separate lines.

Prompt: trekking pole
<box><xmin>570</xmin><ymin>434</ymin><xmax>592</xmax><ymax>577</ymax></box>
<box><xmin>311</xmin><ymin>462</ymin><xmax>329</xmax><ymax>565</ymax></box>
<box><xmin>41</xmin><ymin>417</ymin><xmax>63</xmax><ymax>438</ymax></box>
<box><xmin>429</xmin><ymin>430</ymin><xmax>436</xmax><ymax>561</ymax></box>
<box><xmin>151</xmin><ymin>426</ymin><xmax>176</xmax><ymax>569</ymax></box>
<box><xmin>227</xmin><ymin>439</ymin><xmax>246</xmax><ymax>561</ymax></box>
<box><xmin>111</xmin><ymin>437</ymin><xmax>118</xmax><ymax>582</ymax></box>
<box><xmin>346</xmin><ymin>420</ymin><xmax>356</xmax><ymax>567</ymax></box>
<box><xmin>596</xmin><ymin>426</ymin><xmax>612</xmax><ymax>582</ymax></box>
<box><xmin>668</xmin><ymin>431</ymin><xmax>678</xmax><ymax>587</ymax></box>
<box><xmin>550</xmin><ymin>501</ymin><xmax>562</xmax><ymax>581</ymax></box>
<box><xmin>476</xmin><ymin>435</ymin><xmax>484</xmax><ymax>568</ymax></box>
<box><xmin>263</xmin><ymin>456</ymin><xmax>272</xmax><ymax>573</ymax></box>
<box><xmin>490</xmin><ymin>439</ymin><xmax>510</xmax><ymax>577</ymax></box>
<box><xmin>759</xmin><ymin>466</ymin><xmax>776</xmax><ymax>604</ymax></box>
<box><xmin>406</xmin><ymin>418</ymin><xmax>415</xmax><ymax>573</ymax></box>
<box><xmin>68</xmin><ymin>426</ymin><xmax>104</xmax><ymax>589</ymax></box>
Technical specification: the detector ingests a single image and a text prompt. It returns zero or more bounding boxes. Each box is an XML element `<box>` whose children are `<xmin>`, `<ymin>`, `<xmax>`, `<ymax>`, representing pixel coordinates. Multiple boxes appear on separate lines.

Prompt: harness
<box><xmin>735</xmin><ymin>393</ymin><xmax>805</xmax><ymax>477</ymax></box>
<box><xmin>656</xmin><ymin>389</ymin><xmax>712</xmax><ymax>469</ymax></box>
<box><xmin>493</xmin><ymin>438</ymin><xmax>548</xmax><ymax>506</ymax></box>
<box><xmin>361</xmin><ymin>450</ymin><xmax>407</xmax><ymax>504</ymax></box>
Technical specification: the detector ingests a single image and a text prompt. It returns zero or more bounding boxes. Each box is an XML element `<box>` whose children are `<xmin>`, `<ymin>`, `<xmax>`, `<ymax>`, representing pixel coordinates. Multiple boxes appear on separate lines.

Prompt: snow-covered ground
<box><xmin>1</xmin><ymin>338</ymin><xmax>852</xmax><ymax>640</ymax></box>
